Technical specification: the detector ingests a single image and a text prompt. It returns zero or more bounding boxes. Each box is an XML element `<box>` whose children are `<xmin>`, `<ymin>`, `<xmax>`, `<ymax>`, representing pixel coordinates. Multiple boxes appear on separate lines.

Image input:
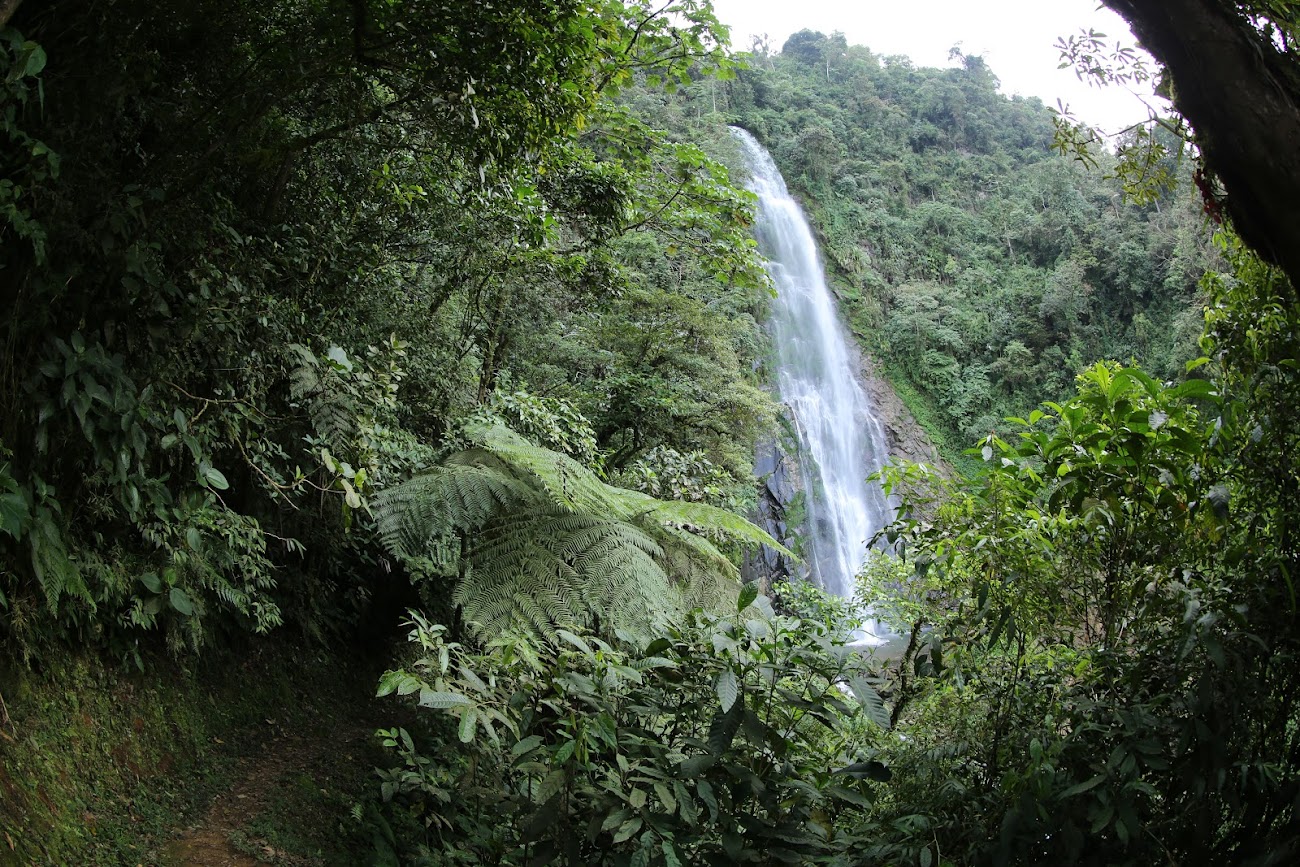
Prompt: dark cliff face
<box><xmin>857</xmin><ymin>354</ymin><xmax>949</xmax><ymax>476</ymax></box>
<box><xmin>743</xmin><ymin>441</ymin><xmax>800</xmax><ymax>588</ymax></box>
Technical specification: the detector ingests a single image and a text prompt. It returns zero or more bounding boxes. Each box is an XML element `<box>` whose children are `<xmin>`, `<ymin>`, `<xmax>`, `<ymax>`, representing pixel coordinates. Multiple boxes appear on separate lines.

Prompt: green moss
<box><xmin>1</xmin><ymin>655</ymin><xmax>207</xmax><ymax>863</ymax></box>
<box><xmin>227</xmin><ymin>759</ymin><xmax>380</xmax><ymax>867</ymax></box>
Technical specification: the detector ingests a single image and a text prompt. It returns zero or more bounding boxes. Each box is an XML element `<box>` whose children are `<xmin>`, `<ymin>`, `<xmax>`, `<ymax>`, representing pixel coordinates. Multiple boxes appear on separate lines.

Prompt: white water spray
<box><xmin>732</xmin><ymin>128</ymin><xmax>894</xmax><ymax>633</ymax></box>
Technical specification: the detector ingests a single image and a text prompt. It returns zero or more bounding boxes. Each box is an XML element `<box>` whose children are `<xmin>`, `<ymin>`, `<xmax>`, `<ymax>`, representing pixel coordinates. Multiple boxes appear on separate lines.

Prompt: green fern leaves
<box><xmin>373</xmin><ymin>420</ymin><xmax>788</xmax><ymax>637</ymax></box>
<box><xmin>375</xmin><ymin>462</ymin><xmax>538</xmax><ymax>558</ymax></box>
<box><xmin>458</xmin><ymin>509</ymin><xmax>674</xmax><ymax>638</ymax></box>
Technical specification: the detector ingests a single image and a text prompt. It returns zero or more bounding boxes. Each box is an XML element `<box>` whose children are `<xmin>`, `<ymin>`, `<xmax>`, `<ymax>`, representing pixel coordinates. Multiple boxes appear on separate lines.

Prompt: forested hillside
<box><xmin>726</xmin><ymin>31</ymin><xmax>1219</xmax><ymax>460</ymax></box>
<box><xmin>2</xmin><ymin>1</ymin><xmax>1300</xmax><ymax>865</ymax></box>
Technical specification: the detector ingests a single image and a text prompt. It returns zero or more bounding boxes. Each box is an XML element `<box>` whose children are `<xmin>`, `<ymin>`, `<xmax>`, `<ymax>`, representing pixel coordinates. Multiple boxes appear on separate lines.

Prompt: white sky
<box><xmin>711</xmin><ymin>0</ymin><xmax>1165</xmax><ymax>131</ymax></box>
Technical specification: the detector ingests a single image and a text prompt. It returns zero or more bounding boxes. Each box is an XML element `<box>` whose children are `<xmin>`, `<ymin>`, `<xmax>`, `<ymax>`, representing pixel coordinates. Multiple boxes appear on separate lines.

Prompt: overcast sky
<box><xmin>710</xmin><ymin>0</ymin><xmax>1164</xmax><ymax>131</ymax></box>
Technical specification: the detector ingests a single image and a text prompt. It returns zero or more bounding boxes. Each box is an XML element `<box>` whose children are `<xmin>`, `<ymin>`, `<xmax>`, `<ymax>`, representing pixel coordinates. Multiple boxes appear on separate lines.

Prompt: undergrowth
<box><xmin>0</xmin><ymin>640</ymin><xmax>391</xmax><ymax>865</ymax></box>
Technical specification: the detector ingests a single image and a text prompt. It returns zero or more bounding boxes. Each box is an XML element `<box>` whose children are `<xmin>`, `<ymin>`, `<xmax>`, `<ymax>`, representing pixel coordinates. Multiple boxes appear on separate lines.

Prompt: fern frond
<box><xmin>375</xmin><ymin>419</ymin><xmax>783</xmax><ymax>640</ymax></box>
<box><xmin>29</xmin><ymin>509</ymin><xmax>91</xmax><ymax>612</ymax></box>
<box><xmin>288</xmin><ymin>344</ymin><xmax>358</xmax><ymax>446</ymax></box>
<box><xmin>456</xmin><ymin>539</ymin><xmax>581</xmax><ymax>636</ymax></box>
<box><xmin>655</xmin><ymin>529</ymin><xmax>739</xmax><ymax>612</ymax></box>
<box><xmin>287</xmin><ymin>344</ymin><xmax>322</xmax><ymax>400</ymax></box>
<box><xmin>618</xmin><ymin>490</ymin><xmax>796</xmax><ymax>558</ymax></box>
<box><xmin>654</xmin><ymin>523</ymin><xmax>740</xmax><ymax>581</ymax></box>
<box><xmin>466</xmin><ymin>421</ymin><xmax>624</xmax><ymax>516</ymax></box>
<box><xmin>455</xmin><ymin>511</ymin><xmax>672</xmax><ymax>637</ymax></box>
<box><xmin>373</xmin><ymin>464</ymin><xmax>539</xmax><ymax>557</ymax></box>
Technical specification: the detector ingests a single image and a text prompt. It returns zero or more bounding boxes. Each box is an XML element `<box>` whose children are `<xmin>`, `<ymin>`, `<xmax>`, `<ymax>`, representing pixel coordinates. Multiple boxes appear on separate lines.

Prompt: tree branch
<box><xmin>1105</xmin><ymin>0</ymin><xmax>1300</xmax><ymax>286</ymax></box>
<box><xmin>0</xmin><ymin>0</ymin><xmax>24</xmax><ymax>30</ymax></box>
<box><xmin>0</xmin><ymin>684</ymin><xmax>15</xmax><ymax>739</ymax></box>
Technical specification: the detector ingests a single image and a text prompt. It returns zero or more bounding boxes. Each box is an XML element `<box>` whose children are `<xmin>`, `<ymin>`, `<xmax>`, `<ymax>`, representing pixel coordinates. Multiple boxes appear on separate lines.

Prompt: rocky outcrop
<box><xmin>742</xmin><ymin>441</ymin><xmax>801</xmax><ymax>589</ymax></box>
<box><xmin>746</xmin><ymin>349</ymin><xmax>949</xmax><ymax>589</ymax></box>
<box><xmin>857</xmin><ymin>352</ymin><xmax>950</xmax><ymax>476</ymax></box>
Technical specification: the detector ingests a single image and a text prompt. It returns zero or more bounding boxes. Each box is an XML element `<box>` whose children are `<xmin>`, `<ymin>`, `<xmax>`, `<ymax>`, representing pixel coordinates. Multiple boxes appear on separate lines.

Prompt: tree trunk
<box><xmin>1105</xmin><ymin>0</ymin><xmax>1300</xmax><ymax>287</ymax></box>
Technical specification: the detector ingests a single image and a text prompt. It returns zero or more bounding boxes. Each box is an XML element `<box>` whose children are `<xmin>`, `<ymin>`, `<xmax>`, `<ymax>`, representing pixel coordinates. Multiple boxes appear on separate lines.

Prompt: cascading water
<box><xmin>732</xmin><ymin>128</ymin><xmax>894</xmax><ymax>629</ymax></box>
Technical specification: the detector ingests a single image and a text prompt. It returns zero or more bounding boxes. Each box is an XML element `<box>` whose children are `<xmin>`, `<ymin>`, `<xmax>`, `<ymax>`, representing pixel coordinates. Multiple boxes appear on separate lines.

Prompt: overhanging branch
<box><xmin>1105</xmin><ymin>0</ymin><xmax>1300</xmax><ymax>287</ymax></box>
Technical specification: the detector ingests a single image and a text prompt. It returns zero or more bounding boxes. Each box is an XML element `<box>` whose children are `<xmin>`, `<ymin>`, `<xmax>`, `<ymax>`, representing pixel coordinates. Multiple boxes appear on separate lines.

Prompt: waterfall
<box><xmin>732</xmin><ymin>128</ymin><xmax>894</xmax><ymax>630</ymax></box>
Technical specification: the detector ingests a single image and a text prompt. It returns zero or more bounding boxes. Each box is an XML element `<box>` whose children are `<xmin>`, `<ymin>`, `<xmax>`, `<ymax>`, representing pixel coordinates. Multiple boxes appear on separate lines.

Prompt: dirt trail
<box><xmin>162</xmin><ymin>709</ymin><xmax>392</xmax><ymax>866</ymax></box>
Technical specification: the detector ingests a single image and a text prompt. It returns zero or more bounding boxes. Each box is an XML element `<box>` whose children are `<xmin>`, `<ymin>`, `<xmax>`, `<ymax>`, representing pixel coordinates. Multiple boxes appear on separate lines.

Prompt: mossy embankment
<box><xmin>0</xmin><ymin>640</ymin><xmax>395</xmax><ymax>866</ymax></box>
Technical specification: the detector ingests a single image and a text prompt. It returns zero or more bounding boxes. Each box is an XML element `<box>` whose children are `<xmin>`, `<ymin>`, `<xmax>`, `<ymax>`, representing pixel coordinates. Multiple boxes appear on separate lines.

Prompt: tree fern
<box><xmin>373</xmin><ymin>419</ymin><xmax>788</xmax><ymax>638</ymax></box>
<box><xmin>373</xmin><ymin>462</ymin><xmax>538</xmax><ymax>559</ymax></box>
<box><xmin>618</xmin><ymin>489</ymin><xmax>789</xmax><ymax>551</ymax></box>
<box><xmin>466</xmin><ymin>421</ymin><xmax>624</xmax><ymax>516</ymax></box>
<box><xmin>471</xmin><ymin>423</ymin><xmax>789</xmax><ymax>550</ymax></box>
<box><xmin>457</xmin><ymin>510</ymin><xmax>674</xmax><ymax>636</ymax></box>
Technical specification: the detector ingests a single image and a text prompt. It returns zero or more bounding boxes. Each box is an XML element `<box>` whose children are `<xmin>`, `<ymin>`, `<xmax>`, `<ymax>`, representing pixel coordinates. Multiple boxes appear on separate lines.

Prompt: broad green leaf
<box><xmin>458</xmin><ymin>708</ymin><xmax>477</xmax><ymax>743</ymax></box>
<box><xmin>342</xmin><ymin>479</ymin><xmax>361</xmax><ymax>509</ymax></box>
<box><xmin>737</xmin><ymin>582</ymin><xmax>758</xmax><ymax>612</ymax></box>
<box><xmin>601</xmin><ymin>809</ymin><xmax>632</xmax><ymax>833</ymax></box>
<box><xmin>169</xmin><ymin>586</ymin><xmax>194</xmax><ymax>616</ymax></box>
<box><xmin>697</xmin><ymin>780</ymin><xmax>719</xmax><ymax>821</ymax></box>
<box><xmin>715</xmin><ymin>668</ymin><xmax>739</xmax><ymax>711</ymax></box>
<box><xmin>612</xmin><ymin>817</ymin><xmax>642</xmax><ymax>844</ymax></box>
<box><xmin>847</xmin><ymin>677</ymin><xmax>890</xmax><ymax>729</ymax></box>
<box><xmin>1170</xmin><ymin>378</ymin><xmax>1215</xmax><ymax>400</ymax></box>
<box><xmin>555</xmin><ymin>629</ymin><xmax>593</xmax><ymax>656</ymax></box>
<box><xmin>202</xmin><ymin>465</ymin><xmax>229</xmax><ymax>490</ymax></box>
<box><xmin>826</xmin><ymin>784</ymin><xmax>873</xmax><ymax>808</ymax></box>
<box><xmin>722</xmin><ymin>831</ymin><xmax>745</xmax><ymax>861</ymax></box>
<box><xmin>674</xmin><ymin>781</ymin><xmax>697</xmax><ymax>825</ymax></box>
<box><xmin>706</xmin><ymin>701</ymin><xmax>744</xmax><ymax>754</ymax></box>
<box><xmin>644</xmin><ymin>637</ymin><xmax>673</xmax><ymax>656</ymax></box>
<box><xmin>0</xmin><ymin>491</ymin><xmax>30</xmax><ymax>538</ymax></box>
<box><xmin>416</xmin><ymin>691</ymin><xmax>472</xmax><ymax>709</ymax></box>
<box><xmin>679</xmin><ymin>754</ymin><xmax>716</xmax><ymax>778</ymax></box>
<box><xmin>375</xmin><ymin>671</ymin><xmax>402</xmax><ymax>697</ymax></box>
<box><xmin>653</xmin><ymin>781</ymin><xmax>676</xmax><ymax>814</ymax></box>
<box><xmin>1059</xmin><ymin>774</ymin><xmax>1106</xmax><ymax>798</ymax></box>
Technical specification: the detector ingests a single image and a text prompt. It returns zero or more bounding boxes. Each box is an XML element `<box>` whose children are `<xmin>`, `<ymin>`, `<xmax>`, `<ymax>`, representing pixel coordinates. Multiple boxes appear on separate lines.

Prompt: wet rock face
<box><xmin>744</xmin><ymin>358</ymin><xmax>949</xmax><ymax>590</ymax></box>
<box><xmin>743</xmin><ymin>441</ymin><xmax>800</xmax><ymax>587</ymax></box>
<box><xmin>735</xmin><ymin>128</ymin><xmax>894</xmax><ymax>598</ymax></box>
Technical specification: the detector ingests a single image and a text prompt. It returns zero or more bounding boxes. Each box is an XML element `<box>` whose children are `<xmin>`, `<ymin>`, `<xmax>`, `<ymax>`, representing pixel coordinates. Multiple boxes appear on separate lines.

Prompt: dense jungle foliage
<box><xmin>0</xmin><ymin>0</ymin><xmax>777</xmax><ymax>662</ymax></box>
<box><xmin>2</xmin><ymin>0</ymin><xmax>1299</xmax><ymax>865</ymax></box>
